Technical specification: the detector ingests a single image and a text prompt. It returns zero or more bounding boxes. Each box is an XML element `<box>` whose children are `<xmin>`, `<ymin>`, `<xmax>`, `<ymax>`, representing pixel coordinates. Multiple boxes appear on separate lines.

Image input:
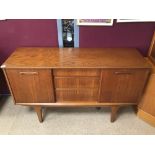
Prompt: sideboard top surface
<box><xmin>2</xmin><ymin>47</ymin><xmax>151</xmax><ymax>69</ymax></box>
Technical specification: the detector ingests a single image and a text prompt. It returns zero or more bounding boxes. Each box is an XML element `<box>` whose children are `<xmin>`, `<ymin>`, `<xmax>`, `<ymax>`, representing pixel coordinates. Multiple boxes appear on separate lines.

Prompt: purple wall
<box><xmin>80</xmin><ymin>20</ymin><xmax>155</xmax><ymax>56</ymax></box>
<box><xmin>0</xmin><ymin>19</ymin><xmax>58</xmax><ymax>94</ymax></box>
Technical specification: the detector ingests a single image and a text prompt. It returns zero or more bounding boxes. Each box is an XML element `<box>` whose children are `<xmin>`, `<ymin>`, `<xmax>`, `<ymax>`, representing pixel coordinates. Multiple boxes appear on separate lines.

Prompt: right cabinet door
<box><xmin>99</xmin><ymin>69</ymin><xmax>149</xmax><ymax>103</ymax></box>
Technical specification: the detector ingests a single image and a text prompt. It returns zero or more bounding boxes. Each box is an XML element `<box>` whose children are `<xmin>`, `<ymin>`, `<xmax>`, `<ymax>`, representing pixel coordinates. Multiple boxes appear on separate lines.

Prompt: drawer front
<box><xmin>78</xmin><ymin>89</ymin><xmax>98</xmax><ymax>101</ymax></box>
<box><xmin>99</xmin><ymin>69</ymin><xmax>150</xmax><ymax>103</ymax></box>
<box><xmin>54</xmin><ymin>69</ymin><xmax>100</xmax><ymax>102</ymax></box>
<box><xmin>56</xmin><ymin>89</ymin><xmax>98</xmax><ymax>102</ymax></box>
<box><xmin>54</xmin><ymin>77</ymin><xmax>99</xmax><ymax>88</ymax></box>
<box><xmin>53</xmin><ymin>69</ymin><xmax>100</xmax><ymax>77</ymax></box>
<box><xmin>56</xmin><ymin>89</ymin><xmax>77</xmax><ymax>101</ymax></box>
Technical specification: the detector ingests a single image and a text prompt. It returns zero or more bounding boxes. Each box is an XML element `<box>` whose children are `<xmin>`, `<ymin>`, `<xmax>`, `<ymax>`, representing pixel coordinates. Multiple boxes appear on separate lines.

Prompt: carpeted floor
<box><xmin>0</xmin><ymin>96</ymin><xmax>155</xmax><ymax>134</ymax></box>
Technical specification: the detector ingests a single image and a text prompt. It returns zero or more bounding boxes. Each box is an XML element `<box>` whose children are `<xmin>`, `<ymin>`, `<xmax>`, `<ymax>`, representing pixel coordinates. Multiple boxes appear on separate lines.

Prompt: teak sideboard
<box><xmin>1</xmin><ymin>48</ymin><xmax>151</xmax><ymax>123</ymax></box>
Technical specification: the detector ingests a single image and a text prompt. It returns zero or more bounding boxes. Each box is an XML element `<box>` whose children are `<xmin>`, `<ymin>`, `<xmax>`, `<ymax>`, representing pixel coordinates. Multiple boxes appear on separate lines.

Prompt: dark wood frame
<box><xmin>148</xmin><ymin>31</ymin><xmax>155</xmax><ymax>64</ymax></box>
<box><xmin>137</xmin><ymin>31</ymin><xmax>155</xmax><ymax>127</ymax></box>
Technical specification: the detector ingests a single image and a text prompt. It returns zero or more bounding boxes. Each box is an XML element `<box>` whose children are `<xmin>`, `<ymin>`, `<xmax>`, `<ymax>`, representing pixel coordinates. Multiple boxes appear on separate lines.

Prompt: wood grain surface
<box><xmin>2</xmin><ymin>47</ymin><xmax>151</xmax><ymax>69</ymax></box>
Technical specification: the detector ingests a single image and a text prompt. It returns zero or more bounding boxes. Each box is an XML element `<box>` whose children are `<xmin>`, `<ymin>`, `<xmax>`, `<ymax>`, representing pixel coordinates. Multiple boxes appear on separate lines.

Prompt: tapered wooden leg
<box><xmin>111</xmin><ymin>106</ymin><xmax>119</xmax><ymax>122</ymax></box>
<box><xmin>96</xmin><ymin>107</ymin><xmax>101</xmax><ymax>110</ymax></box>
<box><xmin>34</xmin><ymin>106</ymin><xmax>43</xmax><ymax>123</ymax></box>
<box><xmin>132</xmin><ymin>105</ymin><xmax>138</xmax><ymax>114</ymax></box>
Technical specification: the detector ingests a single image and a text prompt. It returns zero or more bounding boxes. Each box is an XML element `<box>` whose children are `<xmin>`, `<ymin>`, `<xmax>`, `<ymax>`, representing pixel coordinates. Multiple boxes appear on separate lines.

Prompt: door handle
<box><xmin>19</xmin><ymin>72</ymin><xmax>38</xmax><ymax>75</ymax></box>
<box><xmin>114</xmin><ymin>71</ymin><xmax>133</xmax><ymax>75</ymax></box>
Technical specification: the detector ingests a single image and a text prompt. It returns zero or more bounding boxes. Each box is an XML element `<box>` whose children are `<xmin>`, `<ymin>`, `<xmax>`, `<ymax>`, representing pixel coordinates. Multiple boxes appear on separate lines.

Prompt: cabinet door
<box><xmin>6</xmin><ymin>69</ymin><xmax>55</xmax><ymax>103</ymax></box>
<box><xmin>99</xmin><ymin>69</ymin><xmax>149</xmax><ymax>103</ymax></box>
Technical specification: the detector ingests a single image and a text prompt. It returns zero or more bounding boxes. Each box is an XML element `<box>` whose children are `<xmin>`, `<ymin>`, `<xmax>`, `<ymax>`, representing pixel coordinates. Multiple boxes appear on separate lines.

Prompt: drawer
<box><xmin>56</xmin><ymin>88</ymin><xmax>98</xmax><ymax>101</ymax></box>
<box><xmin>54</xmin><ymin>77</ymin><xmax>99</xmax><ymax>88</ymax></box>
<box><xmin>56</xmin><ymin>89</ymin><xmax>77</xmax><ymax>101</ymax></box>
<box><xmin>53</xmin><ymin>69</ymin><xmax>100</xmax><ymax>77</ymax></box>
<box><xmin>78</xmin><ymin>89</ymin><xmax>98</xmax><ymax>101</ymax></box>
<box><xmin>78</xmin><ymin>77</ymin><xmax>99</xmax><ymax>88</ymax></box>
<box><xmin>54</xmin><ymin>77</ymin><xmax>77</xmax><ymax>88</ymax></box>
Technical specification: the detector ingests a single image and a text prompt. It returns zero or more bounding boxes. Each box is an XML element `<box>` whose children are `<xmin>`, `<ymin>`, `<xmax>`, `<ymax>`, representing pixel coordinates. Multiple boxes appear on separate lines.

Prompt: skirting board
<box><xmin>137</xmin><ymin>108</ymin><xmax>155</xmax><ymax>127</ymax></box>
<box><xmin>0</xmin><ymin>94</ymin><xmax>10</xmax><ymax>96</ymax></box>
<box><xmin>0</xmin><ymin>94</ymin><xmax>10</xmax><ymax>99</ymax></box>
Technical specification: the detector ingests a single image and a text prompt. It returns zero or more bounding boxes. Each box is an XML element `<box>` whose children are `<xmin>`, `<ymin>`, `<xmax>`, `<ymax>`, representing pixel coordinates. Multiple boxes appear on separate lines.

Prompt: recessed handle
<box><xmin>114</xmin><ymin>71</ymin><xmax>133</xmax><ymax>75</ymax></box>
<box><xmin>19</xmin><ymin>72</ymin><xmax>38</xmax><ymax>75</ymax></box>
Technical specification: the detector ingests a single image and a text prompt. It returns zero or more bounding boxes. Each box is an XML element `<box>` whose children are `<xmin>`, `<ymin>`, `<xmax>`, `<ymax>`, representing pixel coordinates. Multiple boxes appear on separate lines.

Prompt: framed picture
<box><xmin>117</xmin><ymin>19</ymin><xmax>155</xmax><ymax>23</ymax></box>
<box><xmin>77</xmin><ymin>19</ymin><xmax>113</xmax><ymax>26</ymax></box>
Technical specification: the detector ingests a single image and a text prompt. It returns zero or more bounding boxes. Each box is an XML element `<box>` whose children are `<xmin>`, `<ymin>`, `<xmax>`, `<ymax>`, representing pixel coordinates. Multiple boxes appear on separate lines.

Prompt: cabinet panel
<box><xmin>56</xmin><ymin>89</ymin><xmax>98</xmax><ymax>102</ymax></box>
<box><xmin>54</xmin><ymin>77</ymin><xmax>99</xmax><ymax>89</ymax></box>
<box><xmin>139</xmin><ymin>74</ymin><xmax>155</xmax><ymax>116</ymax></box>
<box><xmin>6</xmin><ymin>69</ymin><xmax>55</xmax><ymax>103</ymax></box>
<box><xmin>56</xmin><ymin>89</ymin><xmax>77</xmax><ymax>101</ymax></box>
<box><xmin>54</xmin><ymin>77</ymin><xmax>77</xmax><ymax>88</ymax></box>
<box><xmin>99</xmin><ymin>69</ymin><xmax>149</xmax><ymax>103</ymax></box>
<box><xmin>78</xmin><ymin>89</ymin><xmax>98</xmax><ymax>101</ymax></box>
<box><xmin>78</xmin><ymin>77</ymin><xmax>99</xmax><ymax>88</ymax></box>
<box><xmin>53</xmin><ymin>69</ymin><xmax>100</xmax><ymax>77</ymax></box>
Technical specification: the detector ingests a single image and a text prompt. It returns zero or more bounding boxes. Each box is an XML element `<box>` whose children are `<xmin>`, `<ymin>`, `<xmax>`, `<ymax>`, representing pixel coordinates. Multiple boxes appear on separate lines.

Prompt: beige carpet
<box><xmin>0</xmin><ymin>96</ymin><xmax>155</xmax><ymax>135</ymax></box>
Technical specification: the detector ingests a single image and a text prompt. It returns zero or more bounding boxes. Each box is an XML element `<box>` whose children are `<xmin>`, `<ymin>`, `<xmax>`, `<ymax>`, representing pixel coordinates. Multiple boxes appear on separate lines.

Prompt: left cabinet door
<box><xmin>5</xmin><ymin>69</ymin><xmax>55</xmax><ymax>103</ymax></box>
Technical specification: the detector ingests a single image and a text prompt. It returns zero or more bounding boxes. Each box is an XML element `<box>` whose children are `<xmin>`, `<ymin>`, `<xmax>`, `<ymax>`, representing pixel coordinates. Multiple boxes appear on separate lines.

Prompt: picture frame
<box><xmin>77</xmin><ymin>19</ymin><xmax>113</xmax><ymax>26</ymax></box>
<box><xmin>116</xmin><ymin>19</ymin><xmax>155</xmax><ymax>23</ymax></box>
